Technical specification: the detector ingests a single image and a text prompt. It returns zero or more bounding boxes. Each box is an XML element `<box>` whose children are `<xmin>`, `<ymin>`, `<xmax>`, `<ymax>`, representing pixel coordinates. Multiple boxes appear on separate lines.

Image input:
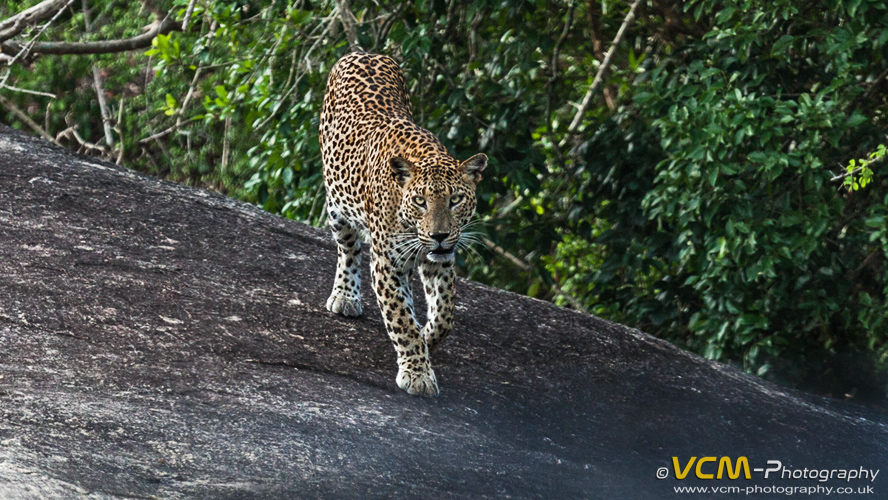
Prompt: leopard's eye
<box><xmin>412</xmin><ymin>196</ymin><xmax>426</xmax><ymax>207</ymax></box>
<box><xmin>449</xmin><ymin>193</ymin><xmax>466</xmax><ymax>207</ymax></box>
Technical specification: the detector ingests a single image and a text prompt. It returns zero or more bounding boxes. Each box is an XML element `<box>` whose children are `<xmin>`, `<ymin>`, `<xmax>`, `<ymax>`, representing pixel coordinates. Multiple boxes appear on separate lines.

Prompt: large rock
<box><xmin>0</xmin><ymin>125</ymin><xmax>885</xmax><ymax>499</ymax></box>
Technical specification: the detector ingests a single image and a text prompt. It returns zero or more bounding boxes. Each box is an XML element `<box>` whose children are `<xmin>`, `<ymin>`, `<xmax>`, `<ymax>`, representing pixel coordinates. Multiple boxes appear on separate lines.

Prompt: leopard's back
<box><xmin>320</xmin><ymin>52</ymin><xmax>413</xmax><ymax>127</ymax></box>
<box><xmin>320</xmin><ymin>53</ymin><xmax>416</xmax><ymax>225</ymax></box>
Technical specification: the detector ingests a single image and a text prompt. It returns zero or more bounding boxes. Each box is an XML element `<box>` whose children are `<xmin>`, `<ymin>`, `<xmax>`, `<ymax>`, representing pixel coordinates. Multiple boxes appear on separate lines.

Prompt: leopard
<box><xmin>319</xmin><ymin>52</ymin><xmax>487</xmax><ymax>397</ymax></box>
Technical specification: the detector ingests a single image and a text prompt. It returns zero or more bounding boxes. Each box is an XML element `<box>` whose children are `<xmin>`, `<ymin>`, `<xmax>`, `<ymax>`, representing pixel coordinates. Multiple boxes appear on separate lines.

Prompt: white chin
<box><xmin>426</xmin><ymin>252</ymin><xmax>455</xmax><ymax>263</ymax></box>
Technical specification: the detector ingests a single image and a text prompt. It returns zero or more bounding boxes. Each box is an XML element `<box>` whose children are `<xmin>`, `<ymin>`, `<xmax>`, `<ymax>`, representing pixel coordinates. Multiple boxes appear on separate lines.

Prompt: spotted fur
<box><xmin>320</xmin><ymin>52</ymin><xmax>487</xmax><ymax>396</ymax></box>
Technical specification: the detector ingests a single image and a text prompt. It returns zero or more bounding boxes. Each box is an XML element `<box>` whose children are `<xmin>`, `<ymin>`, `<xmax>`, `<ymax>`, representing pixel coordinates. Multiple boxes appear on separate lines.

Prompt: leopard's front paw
<box><xmin>326</xmin><ymin>291</ymin><xmax>363</xmax><ymax>317</ymax></box>
<box><xmin>396</xmin><ymin>363</ymin><xmax>439</xmax><ymax>397</ymax></box>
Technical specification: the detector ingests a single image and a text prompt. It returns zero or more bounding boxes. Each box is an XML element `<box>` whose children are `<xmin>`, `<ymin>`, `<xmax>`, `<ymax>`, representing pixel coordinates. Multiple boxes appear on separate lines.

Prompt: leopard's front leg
<box><xmin>325</xmin><ymin>206</ymin><xmax>363</xmax><ymax>317</ymax></box>
<box><xmin>370</xmin><ymin>246</ymin><xmax>438</xmax><ymax>396</ymax></box>
<box><xmin>419</xmin><ymin>259</ymin><xmax>455</xmax><ymax>353</ymax></box>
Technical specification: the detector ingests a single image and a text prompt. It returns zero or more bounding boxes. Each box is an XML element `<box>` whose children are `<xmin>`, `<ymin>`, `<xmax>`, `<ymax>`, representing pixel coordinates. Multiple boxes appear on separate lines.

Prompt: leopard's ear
<box><xmin>390</xmin><ymin>156</ymin><xmax>416</xmax><ymax>187</ymax></box>
<box><xmin>459</xmin><ymin>153</ymin><xmax>487</xmax><ymax>184</ymax></box>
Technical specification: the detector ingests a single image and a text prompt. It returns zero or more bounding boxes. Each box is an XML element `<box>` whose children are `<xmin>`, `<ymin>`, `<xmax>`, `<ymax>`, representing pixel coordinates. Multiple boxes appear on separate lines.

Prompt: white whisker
<box><xmin>395</xmin><ymin>241</ymin><xmax>423</xmax><ymax>268</ymax></box>
<box><xmin>460</xmin><ymin>217</ymin><xmax>489</xmax><ymax>232</ymax></box>
<box><xmin>458</xmin><ymin>236</ymin><xmax>484</xmax><ymax>248</ymax></box>
<box><xmin>457</xmin><ymin>239</ymin><xmax>484</xmax><ymax>264</ymax></box>
<box><xmin>460</xmin><ymin>230</ymin><xmax>486</xmax><ymax>238</ymax></box>
<box><xmin>408</xmin><ymin>243</ymin><xmax>424</xmax><ymax>269</ymax></box>
<box><xmin>411</xmin><ymin>245</ymin><xmax>423</xmax><ymax>269</ymax></box>
<box><xmin>390</xmin><ymin>233</ymin><xmax>418</xmax><ymax>241</ymax></box>
<box><xmin>392</xmin><ymin>238</ymin><xmax>419</xmax><ymax>251</ymax></box>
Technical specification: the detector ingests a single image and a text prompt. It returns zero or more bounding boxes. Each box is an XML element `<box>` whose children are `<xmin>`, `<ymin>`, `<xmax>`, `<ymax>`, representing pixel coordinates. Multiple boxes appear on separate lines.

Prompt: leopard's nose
<box><xmin>431</xmin><ymin>233</ymin><xmax>449</xmax><ymax>243</ymax></box>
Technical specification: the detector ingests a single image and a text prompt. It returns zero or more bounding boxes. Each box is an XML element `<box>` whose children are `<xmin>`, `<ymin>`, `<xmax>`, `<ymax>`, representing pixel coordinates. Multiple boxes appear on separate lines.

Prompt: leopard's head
<box><xmin>391</xmin><ymin>153</ymin><xmax>487</xmax><ymax>264</ymax></box>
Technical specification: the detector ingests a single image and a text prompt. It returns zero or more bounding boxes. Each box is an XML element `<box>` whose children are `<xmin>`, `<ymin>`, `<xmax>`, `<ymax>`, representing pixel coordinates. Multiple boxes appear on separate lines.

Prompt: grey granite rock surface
<box><xmin>0</xmin><ymin>125</ymin><xmax>886</xmax><ymax>499</ymax></box>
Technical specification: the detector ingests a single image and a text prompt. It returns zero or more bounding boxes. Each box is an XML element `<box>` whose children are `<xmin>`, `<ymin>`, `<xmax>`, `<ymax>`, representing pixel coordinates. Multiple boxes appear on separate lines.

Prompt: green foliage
<box><xmin>844</xmin><ymin>145</ymin><xmax>886</xmax><ymax>192</ymax></box>
<box><xmin>2</xmin><ymin>0</ymin><xmax>888</xmax><ymax>408</ymax></box>
<box><xmin>618</xmin><ymin>0</ymin><xmax>888</xmax><ymax>399</ymax></box>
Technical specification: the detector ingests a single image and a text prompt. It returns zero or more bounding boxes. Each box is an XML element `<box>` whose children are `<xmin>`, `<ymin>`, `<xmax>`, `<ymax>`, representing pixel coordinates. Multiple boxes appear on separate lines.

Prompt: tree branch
<box><xmin>831</xmin><ymin>166</ymin><xmax>866</xmax><ymax>182</ymax></box>
<box><xmin>480</xmin><ymin>236</ymin><xmax>587</xmax><ymax>311</ymax></box>
<box><xmin>221</xmin><ymin>114</ymin><xmax>231</xmax><ymax>173</ymax></box>
<box><xmin>0</xmin><ymin>0</ymin><xmax>71</xmax><ymax>42</ymax></box>
<box><xmin>333</xmin><ymin>0</ymin><xmax>361</xmax><ymax>52</ymax></box>
<box><xmin>545</xmin><ymin>4</ymin><xmax>575</xmax><ymax>168</ymax></box>
<box><xmin>561</xmin><ymin>0</ymin><xmax>642</xmax><ymax>146</ymax></box>
<box><xmin>139</xmin><ymin>63</ymin><xmax>203</xmax><ymax>144</ymax></box>
<box><xmin>0</xmin><ymin>0</ymin><xmax>75</xmax><ymax>76</ymax></box>
<box><xmin>82</xmin><ymin>0</ymin><xmax>114</xmax><ymax>148</ymax></box>
<box><xmin>0</xmin><ymin>93</ymin><xmax>56</xmax><ymax>142</ymax></box>
<box><xmin>1</xmin><ymin>15</ymin><xmax>180</xmax><ymax>56</ymax></box>
<box><xmin>481</xmin><ymin>236</ymin><xmax>533</xmax><ymax>272</ymax></box>
<box><xmin>373</xmin><ymin>3</ymin><xmax>404</xmax><ymax>52</ymax></box>
<box><xmin>181</xmin><ymin>0</ymin><xmax>199</xmax><ymax>32</ymax></box>
<box><xmin>56</xmin><ymin>124</ymin><xmax>106</xmax><ymax>153</ymax></box>
<box><xmin>0</xmin><ymin>83</ymin><xmax>56</xmax><ymax>98</ymax></box>
<box><xmin>115</xmin><ymin>96</ymin><xmax>125</xmax><ymax>165</ymax></box>
<box><xmin>90</xmin><ymin>66</ymin><xmax>115</xmax><ymax>147</ymax></box>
